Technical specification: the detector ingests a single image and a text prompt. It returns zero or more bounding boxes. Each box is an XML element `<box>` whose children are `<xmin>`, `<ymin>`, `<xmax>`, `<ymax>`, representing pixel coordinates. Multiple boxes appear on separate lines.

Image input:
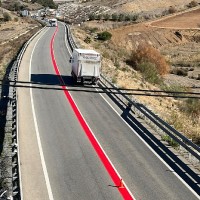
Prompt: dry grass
<box><xmin>130</xmin><ymin>43</ymin><xmax>170</xmax><ymax>75</ymax></box>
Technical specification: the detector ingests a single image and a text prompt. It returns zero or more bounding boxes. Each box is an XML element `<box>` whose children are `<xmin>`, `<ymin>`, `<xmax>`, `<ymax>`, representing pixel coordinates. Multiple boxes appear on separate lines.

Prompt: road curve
<box><xmin>17</xmin><ymin>22</ymin><xmax>200</xmax><ymax>200</ymax></box>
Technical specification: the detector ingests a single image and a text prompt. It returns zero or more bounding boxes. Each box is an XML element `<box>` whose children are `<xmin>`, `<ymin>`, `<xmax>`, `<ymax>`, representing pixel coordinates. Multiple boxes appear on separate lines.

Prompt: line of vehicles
<box><xmin>48</xmin><ymin>18</ymin><xmax>101</xmax><ymax>85</ymax></box>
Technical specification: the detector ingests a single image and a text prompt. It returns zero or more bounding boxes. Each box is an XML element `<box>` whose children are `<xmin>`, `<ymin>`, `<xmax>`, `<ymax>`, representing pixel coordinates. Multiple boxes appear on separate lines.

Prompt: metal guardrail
<box><xmin>65</xmin><ymin>24</ymin><xmax>200</xmax><ymax>164</ymax></box>
<box><xmin>100</xmin><ymin>75</ymin><xmax>200</xmax><ymax>162</ymax></box>
<box><xmin>65</xmin><ymin>24</ymin><xmax>78</xmax><ymax>51</ymax></box>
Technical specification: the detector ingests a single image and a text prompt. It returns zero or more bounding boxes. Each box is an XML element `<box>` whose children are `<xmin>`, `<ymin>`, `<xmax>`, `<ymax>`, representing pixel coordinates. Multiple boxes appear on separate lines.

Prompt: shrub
<box><xmin>97</xmin><ymin>31</ymin><xmax>112</xmax><ymax>41</ymax></box>
<box><xmin>171</xmin><ymin>68</ymin><xmax>188</xmax><ymax>76</ymax></box>
<box><xmin>180</xmin><ymin>99</ymin><xmax>200</xmax><ymax>117</ymax></box>
<box><xmin>96</xmin><ymin>14</ymin><xmax>102</xmax><ymax>20</ymax></box>
<box><xmin>102</xmin><ymin>51</ymin><xmax>110</xmax><ymax>59</ymax></box>
<box><xmin>138</xmin><ymin>61</ymin><xmax>162</xmax><ymax>84</ymax></box>
<box><xmin>114</xmin><ymin>59</ymin><xmax>120</xmax><ymax>69</ymax></box>
<box><xmin>161</xmin><ymin>84</ymin><xmax>188</xmax><ymax>93</ymax></box>
<box><xmin>168</xmin><ymin>6</ymin><xmax>177</xmax><ymax>14</ymax></box>
<box><xmin>188</xmin><ymin>0</ymin><xmax>198</xmax><ymax>8</ymax></box>
<box><xmin>130</xmin><ymin>44</ymin><xmax>170</xmax><ymax>76</ymax></box>
<box><xmin>3</xmin><ymin>12</ymin><xmax>11</xmax><ymax>21</ymax></box>
<box><xmin>132</xmin><ymin>14</ymin><xmax>138</xmax><ymax>21</ymax></box>
<box><xmin>103</xmin><ymin>14</ymin><xmax>110</xmax><ymax>21</ymax></box>
<box><xmin>118</xmin><ymin>13</ymin><xmax>125</xmax><ymax>22</ymax></box>
<box><xmin>125</xmin><ymin>14</ymin><xmax>131</xmax><ymax>21</ymax></box>
<box><xmin>14</xmin><ymin>17</ymin><xmax>18</xmax><ymax>22</ymax></box>
<box><xmin>88</xmin><ymin>13</ymin><xmax>95</xmax><ymax>20</ymax></box>
<box><xmin>111</xmin><ymin>13</ymin><xmax>118</xmax><ymax>21</ymax></box>
<box><xmin>84</xmin><ymin>36</ymin><xmax>91</xmax><ymax>44</ymax></box>
<box><xmin>161</xmin><ymin>84</ymin><xmax>189</xmax><ymax>97</ymax></box>
<box><xmin>89</xmin><ymin>27</ymin><xmax>98</xmax><ymax>33</ymax></box>
<box><xmin>161</xmin><ymin>135</ymin><xmax>179</xmax><ymax>148</ymax></box>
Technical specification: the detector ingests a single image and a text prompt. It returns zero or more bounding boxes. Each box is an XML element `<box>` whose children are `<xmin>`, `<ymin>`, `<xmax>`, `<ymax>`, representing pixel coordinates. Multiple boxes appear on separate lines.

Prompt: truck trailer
<box><xmin>49</xmin><ymin>18</ymin><xmax>57</xmax><ymax>27</ymax></box>
<box><xmin>70</xmin><ymin>49</ymin><xmax>101</xmax><ymax>84</ymax></box>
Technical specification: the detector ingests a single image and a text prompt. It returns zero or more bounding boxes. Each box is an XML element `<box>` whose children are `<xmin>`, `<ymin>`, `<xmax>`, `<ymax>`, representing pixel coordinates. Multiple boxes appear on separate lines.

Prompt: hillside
<box><xmin>84</xmin><ymin>0</ymin><xmax>200</xmax><ymax>13</ymax></box>
<box><xmin>59</xmin><ymin>0</ymin><xmax>200</xmax><ymax>24</ymax></box>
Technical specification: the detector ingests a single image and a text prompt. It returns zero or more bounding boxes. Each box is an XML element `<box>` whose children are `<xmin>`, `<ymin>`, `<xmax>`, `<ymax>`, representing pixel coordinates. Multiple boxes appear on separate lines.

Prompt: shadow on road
<box><xmin>31</xmin><ymin>74</ymin><xmax>74</xmax><ymax>86</ymax></box>
<box><xmin>100</xmin><ymin>86</ymin><xmax>200</xmax><ymax>196</ymax></box>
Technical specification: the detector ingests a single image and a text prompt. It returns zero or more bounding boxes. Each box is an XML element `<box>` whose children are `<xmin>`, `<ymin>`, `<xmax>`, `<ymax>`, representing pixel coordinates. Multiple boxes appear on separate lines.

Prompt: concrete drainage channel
<box><xmin>0</xmin><ymin>27</ymin><xmax>45</xmax><ymax>200</ymax></box>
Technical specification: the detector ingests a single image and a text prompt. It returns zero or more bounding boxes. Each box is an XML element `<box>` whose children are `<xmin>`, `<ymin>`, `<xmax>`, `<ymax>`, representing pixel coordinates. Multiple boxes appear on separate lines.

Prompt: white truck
<box><xmin>49</xmin><ymin>18</ymin><xmax>57</xmax><ymax>27</ymax></box>
<box><xmin>70</xmin><ymin>49</ymin><xmax>101</xmax><ymax>84</ymax></box>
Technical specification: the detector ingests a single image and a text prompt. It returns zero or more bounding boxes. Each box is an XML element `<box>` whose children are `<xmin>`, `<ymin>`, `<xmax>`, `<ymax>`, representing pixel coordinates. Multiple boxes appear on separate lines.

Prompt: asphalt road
<box><xmin>18</xmin><ymin>22</ymin><xmax>199</xmax><ymax>200</ymax></box>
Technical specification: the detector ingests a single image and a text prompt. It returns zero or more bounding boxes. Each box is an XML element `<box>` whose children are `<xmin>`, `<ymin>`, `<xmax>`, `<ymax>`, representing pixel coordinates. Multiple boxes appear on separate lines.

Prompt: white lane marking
<box><xmin>29</xmin><ymin>27</ymin><xmax>54</xmax><ymax>200</ymax></box>
<box><xmin>97</xmin><ymin>89</ymin><xmax>200</xmax><ymax>199</ymax></box>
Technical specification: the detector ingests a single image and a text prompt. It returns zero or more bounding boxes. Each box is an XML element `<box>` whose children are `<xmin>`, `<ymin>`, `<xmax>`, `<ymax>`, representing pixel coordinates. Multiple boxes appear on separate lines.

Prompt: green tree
<box><xmin>96</xmin><ymin>14</ymin><xmax>102</xmax><ymax>20</ymax></box>
<box><xmin>103</xmin><ymin>13</ymin><xmax>110</xmax><ymax>21</ymax></box>
<box><xmin>132</xmin><ymin>14</ymin><xmax>138</xmax><ymax>21</ymax></box>
<box><xmin>88</xmin><ymin>13</ymin><xmax>95</xmax><ymax>20</ymax></box>
<box><xmin>111</xmin><ymin>13</ymin><xmax>118</xmax><ymax>21</ymax></box>
<box><xmin>125</xmin><ymin>14</ymin><xmax>131</xmax><ymax>21</ymax></box>
<box><xmin>118</xmin><ymin>13</ymin><xmax>125</xmax><ymax>21</ymax></box>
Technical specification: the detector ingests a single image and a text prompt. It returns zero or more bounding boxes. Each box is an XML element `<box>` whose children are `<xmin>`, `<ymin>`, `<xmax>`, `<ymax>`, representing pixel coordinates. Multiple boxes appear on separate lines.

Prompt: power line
<box><xmin>0</xmin><ymin>81</ymin><xmax>200</xmax><ymax>99</ymax></box>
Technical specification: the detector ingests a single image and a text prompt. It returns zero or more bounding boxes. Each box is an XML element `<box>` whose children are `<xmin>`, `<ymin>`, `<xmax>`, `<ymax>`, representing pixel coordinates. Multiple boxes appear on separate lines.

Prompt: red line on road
<box><xmin>50</xmin><ymin>26</ymin><xmax>134</xmax><ymax>200</ymax></box>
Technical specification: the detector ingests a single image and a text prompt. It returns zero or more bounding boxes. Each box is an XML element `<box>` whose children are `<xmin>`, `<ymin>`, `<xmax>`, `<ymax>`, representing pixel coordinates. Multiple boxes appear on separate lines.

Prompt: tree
<box><xmin>103</xmin><ymin>13</ymin><xmax>110</xmax><ymax>21</ymax></box>
<box><xmin>118</xmin><ymin>13</ymin><xmax>125</xmax><ymax>22</ymax></box>
<box><xmin>125</xmin><ymin>14</ymin><xmax>131</xmax><ymax>21</ymax></box>
<box><xmin>111</xmin><ymin>13</ymin><xmax>118</xmax><ymax>21</ymax></box>
<box><xmin>88</xmin><ymin>13</ymin><xmax>95</xmax><ymax>20</ymax></box>
<box><xmin>96</xmin><ymin>14</ymin><xmax>102</xmax><ymax>20</ymax></box>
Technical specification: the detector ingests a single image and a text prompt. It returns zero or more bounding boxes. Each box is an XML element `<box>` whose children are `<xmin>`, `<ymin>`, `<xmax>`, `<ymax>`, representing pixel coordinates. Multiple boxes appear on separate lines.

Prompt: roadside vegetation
<box><xmin>128</xmin><ymin>44</ymin><xmax>169</xmax><ymax>84</ymax></box>
<box><xmin>88</xmin><ymin>13</ymin><xmax>138</xmax><ymax>22</ymax></box>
